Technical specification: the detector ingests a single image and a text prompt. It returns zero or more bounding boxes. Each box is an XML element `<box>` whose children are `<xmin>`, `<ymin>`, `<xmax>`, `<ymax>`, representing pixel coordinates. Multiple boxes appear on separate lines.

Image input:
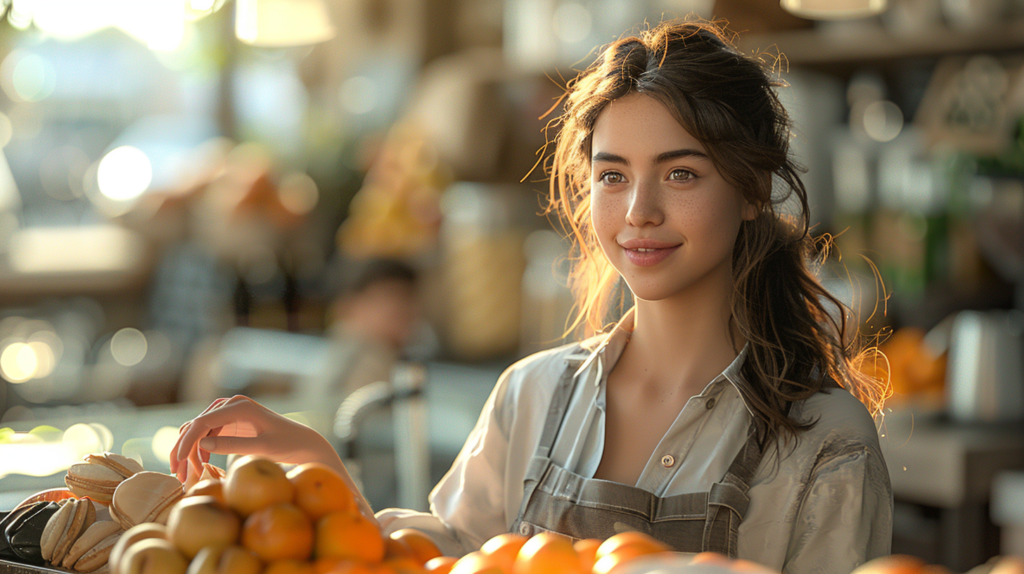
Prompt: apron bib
<box><xmin>510</xmin><ymin>349</ymin><xmax>765</xmax><ymax>556</ymax></box>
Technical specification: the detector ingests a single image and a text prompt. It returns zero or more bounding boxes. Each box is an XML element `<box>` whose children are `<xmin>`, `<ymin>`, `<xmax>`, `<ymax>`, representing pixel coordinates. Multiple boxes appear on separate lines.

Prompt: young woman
<box><xmin>170</xmin><ymin>20</ymin><xmax>892</xmax><ymax>572</ymax></box>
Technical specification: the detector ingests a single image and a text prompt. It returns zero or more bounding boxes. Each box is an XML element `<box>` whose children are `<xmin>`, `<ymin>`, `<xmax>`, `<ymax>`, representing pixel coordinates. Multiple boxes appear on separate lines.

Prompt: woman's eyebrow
<box><xmin>655</xmin><ymin>148</ymin><xmax>708</xmax><ymax>163</ymax></box>
<box><xmin>592</xmin><ymin>151</ymin><xmax>628</xmax><ymax>165</ymax></box>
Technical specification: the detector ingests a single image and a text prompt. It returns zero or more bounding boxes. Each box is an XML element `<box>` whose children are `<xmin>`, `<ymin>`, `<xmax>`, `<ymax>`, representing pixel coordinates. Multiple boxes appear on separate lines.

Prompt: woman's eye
<box><xmin>600</xmin><ymin>172</ymin><xmax>625</xmax><ymax>184</ymax></box>
<box><xmin>668</xmin><ymin>169</ymin><xmax>695</xmax><ymax>181</ymax></box>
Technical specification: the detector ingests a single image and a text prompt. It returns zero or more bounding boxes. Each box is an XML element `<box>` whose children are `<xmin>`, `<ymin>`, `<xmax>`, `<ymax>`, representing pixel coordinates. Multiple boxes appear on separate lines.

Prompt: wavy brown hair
<box><xmin>542</xmin><ymin>19</ymin><xmax>889</xmax><ymax>442</ymax></box>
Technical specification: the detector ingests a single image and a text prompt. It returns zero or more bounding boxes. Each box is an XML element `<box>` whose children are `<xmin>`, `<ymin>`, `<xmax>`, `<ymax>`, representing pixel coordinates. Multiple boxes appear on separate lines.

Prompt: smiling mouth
<box><xmin>621</xmin><ymin>244</ymin><xmax>680</xmax><ymax>267</ymax></box>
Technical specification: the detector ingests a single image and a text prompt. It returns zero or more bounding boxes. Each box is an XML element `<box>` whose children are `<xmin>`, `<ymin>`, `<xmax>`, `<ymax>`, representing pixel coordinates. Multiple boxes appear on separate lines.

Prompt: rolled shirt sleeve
<box><xmin>783</xmin><ymin>440</ymin><xmax>893</xmax><ymax>574</ymax></box>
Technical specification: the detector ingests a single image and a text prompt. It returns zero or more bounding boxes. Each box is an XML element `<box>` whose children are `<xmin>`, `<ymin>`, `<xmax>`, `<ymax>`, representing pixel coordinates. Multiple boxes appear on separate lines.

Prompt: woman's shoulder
<box><xmin>785</xmin><ymin>387</ymin><xmax>887</xmax><ymax>470</ymax></box>
<box><xmin>493</xmin><ymin>339</ymin><xmax>598</xmax><ymax>415</ymax></box>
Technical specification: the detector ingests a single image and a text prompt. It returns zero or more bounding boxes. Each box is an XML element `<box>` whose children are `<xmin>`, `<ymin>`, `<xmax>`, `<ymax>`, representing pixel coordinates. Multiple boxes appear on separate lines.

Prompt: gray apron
<box><xmin>510</xmin><ymin>349</ymin><xmax>765</xmax><ymax>556</ymax></box>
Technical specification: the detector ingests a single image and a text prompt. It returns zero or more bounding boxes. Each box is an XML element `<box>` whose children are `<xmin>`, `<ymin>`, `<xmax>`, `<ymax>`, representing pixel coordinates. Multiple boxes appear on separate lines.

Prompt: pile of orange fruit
<box><xmin>110</xmin><ymin>455</ymin><xmax>694</xmax><ymax>574</ymax></box>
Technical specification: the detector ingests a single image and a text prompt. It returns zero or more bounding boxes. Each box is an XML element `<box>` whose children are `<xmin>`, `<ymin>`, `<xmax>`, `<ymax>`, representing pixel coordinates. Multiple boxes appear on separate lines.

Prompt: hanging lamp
<box><xmin>780</xmin><ymin>0</ymin><xmax>887</xmax><ymax>19</ymax></box>
<box><xmin>235</xmin><ymin>0</ymin><xmax>336</xmax><ymax>47</ymax></box>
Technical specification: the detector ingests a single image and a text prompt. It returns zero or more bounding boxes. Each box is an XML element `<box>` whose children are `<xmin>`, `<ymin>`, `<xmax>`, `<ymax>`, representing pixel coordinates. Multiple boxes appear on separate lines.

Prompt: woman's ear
<box><xmin>741</xmin><ymin>199</ymin><xmax>759</xmax><ymax>221</ymax></box>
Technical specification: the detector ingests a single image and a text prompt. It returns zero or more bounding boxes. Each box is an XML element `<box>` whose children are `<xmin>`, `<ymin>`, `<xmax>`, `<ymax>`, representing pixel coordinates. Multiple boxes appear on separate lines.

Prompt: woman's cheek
<box><xmin>590</xmin><ymin>190</ymin><xmax>621</xmax><ymax>256</ymax></box>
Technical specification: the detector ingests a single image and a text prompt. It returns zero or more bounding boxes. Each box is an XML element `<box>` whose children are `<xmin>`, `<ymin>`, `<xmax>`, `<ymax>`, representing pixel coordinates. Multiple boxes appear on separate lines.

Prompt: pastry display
<box><xmin>65</xmin><ymin>453</ymin><xmax>145</xmax><ymax>505</ymax></box>
<box><xmin>0</xmin><ymin>500</ymin><xmax>62</xmax><ymax>564</ymax></box>
<box><xmin>109</xmin><ymin>472</ymin><xmax>184</xmax><ymax>530</ymax></box>
<box><xmin>61</xmin><ymin>520</ymin><xmax>122</xmax><ymax>572</ymax></box>
<box><xmin>109</xmin><ymin>524</ymin><xmax>167</xmax><ymax>574</ymax></box>
<box><xmin>41</xmin><ymin>498</ymin><xmax>96</xmax><ymax>565</ymax></box>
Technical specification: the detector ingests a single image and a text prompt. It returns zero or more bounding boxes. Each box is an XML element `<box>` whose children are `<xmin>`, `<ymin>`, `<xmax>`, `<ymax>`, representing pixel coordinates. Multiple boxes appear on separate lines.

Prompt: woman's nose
<box><xmin>625</xmin><ymin>179</ymin><xmax>664</xmax><ymax>227</ymax></box>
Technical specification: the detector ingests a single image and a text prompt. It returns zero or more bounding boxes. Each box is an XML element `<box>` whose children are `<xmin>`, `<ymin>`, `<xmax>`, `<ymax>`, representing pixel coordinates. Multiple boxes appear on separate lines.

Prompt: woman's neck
<box><xmin>624</xmin><ymin>265</ymin><xmax>745</xmax><ymax>396</ymax></box>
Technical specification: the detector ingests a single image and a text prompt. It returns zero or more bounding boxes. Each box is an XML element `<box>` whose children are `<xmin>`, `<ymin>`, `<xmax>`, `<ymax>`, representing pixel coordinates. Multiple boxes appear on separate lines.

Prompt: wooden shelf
<box><xmin>737</xmin><ymin>19</ymin><xmax>1024</xmax><ymax>65</ymax></box>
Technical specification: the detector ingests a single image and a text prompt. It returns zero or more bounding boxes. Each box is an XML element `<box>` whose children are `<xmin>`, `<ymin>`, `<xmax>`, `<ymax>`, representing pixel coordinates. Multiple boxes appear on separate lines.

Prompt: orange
<box><xmin>594</xmin><ymin>532</ymin><xmax>669</xmax><ymax>561</ymax></box>
<box><xmin>186</xmin><ymin>478</ymin><xmax>226</xmax><ymax>505</ymax></box>
<box><xmin>390</xmin><ymin>530</ymin><xmax>443</xmax><ymax>564</ymax></box>
<box><xmin>690</xmin><ymin>552</ymin><xmax>733</xmax><ymax>565</ymax></box>
<box><xmin>385</xmin><ymin>556</ymin><xmax>428</xmax><ymax>574</ymax></box>
<box><xmin>225</xmin><ymin>455</ymin><xmax>295</xmax><ymax>517</ymax></box>
<box><xmin>242</xmin><ymin>503</ymin><xmax>314</xmax><ymax>561</ymax></box>
<box><xmin>851</xmin><ymin>556</ymin><xmax>929</xmax><ymax>574</ymax></box>
<box><xmin>424</xmin><ymin>557</ymin><xmax>457</xmax><ymax>574</ymax></box>
<box><xmin>265</xmin><ymin>561</ymin><xmax>317</xmax><ymax>574</ymax></box>
<box><xmin>386</xmin><ymin>538</ymin><xmax>417</xmax><ymax>560</ymax></box>
<box><xmin>592</xmin><ymin>546</ymin><xmax>664</xmax><ymax>574</ymax></box>
<box><xmin>315</xmin><ymin>559</ymin><xmax>378</xmax><ymax>574</ymax></box>
<box><xmin>511</xmin><ymin>533</ymin><xmax>582</xmax><ymax>574</ymax></box>
<box><xmin>573</xmin><ymin>539</ymin><xmax>601</xmax><ymax>572</ymax></box>
<box><xmin>450</xmin><ymin>551</ymin><xmax>503</xmax><ymax>574</ymax></box>
<box><xmin>288</xmin><ymin>463</ymin><xmax>358</xmax><ymax>520</ymax></box>
<box><xmin>316</xmin><ymin>511</ymin><xmax>386</xmax><ymax>563</ymax></box>
<box><xmin>479</xmin><ymin>534</ymin><xmax>527</xmax><ymax>573</ymax></box>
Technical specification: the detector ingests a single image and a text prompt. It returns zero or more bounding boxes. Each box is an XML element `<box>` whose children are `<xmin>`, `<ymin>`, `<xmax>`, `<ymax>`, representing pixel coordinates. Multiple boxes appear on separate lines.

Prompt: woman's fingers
<box><xmin>197</xmin><ymin>435</ymin><xmax>267</xmax><ymax>457</ymax></box>
<box><xmin>169</xmin><ymin>397</ymin><xmax>234</xmax><ymax>472</ymax></box>
<box><xmin>175</xmin><ymin>400</ymin><xmax>261</xmax><ymax>464</ymax></box>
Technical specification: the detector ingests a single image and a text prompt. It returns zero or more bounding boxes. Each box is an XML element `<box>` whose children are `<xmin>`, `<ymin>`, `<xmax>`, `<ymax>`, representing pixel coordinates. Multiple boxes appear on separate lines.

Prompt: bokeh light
<box><xmin>0</xmin><ymin>50</ymin><xmax>57</xmax><ymax>103</ymax></box>
<box><xmin>340</xmin><ymin>76</ymin><xmax>377</xmax><ymax>115</ymax></box>
<box><xmin>278</xmin><ymin>172</ymin><xmax>319</xmax><ymax>215</ymax></box>
<box><xmin>0</xmin><ymin>342</ymin><xmax>37</xmax><ymax>383</ymax></box>
<box><xmin>0</xmin><ymin>112</ymin><xmax>13</xmax><ymax>148</ymax></box>
<box><xmin>110</xmin><ymin>327</ymin><xmax>148</xmax><ymax>367</ymax></box>
<box><xmin>151</xmin><ymin>425</ymin><xmax>179</xmax><ymax>464</ymax></box>
<box><xmin>863</xmin><ymin>100</ymin><xmax>904</xmax><ymax>143</ymax></box>
<box><xmin>97</xmin><ymin>146</ymin><xmax>153</xmax><ymax>201</ymax></box>
<box><xmin>552</xmin><ymin>2</ymin><xmax>591</xmax><ymax>44</ymax></box>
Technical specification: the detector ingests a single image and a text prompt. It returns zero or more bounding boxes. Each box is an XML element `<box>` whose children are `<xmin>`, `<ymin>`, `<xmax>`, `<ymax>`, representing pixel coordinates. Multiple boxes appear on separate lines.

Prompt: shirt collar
<box><xmin>576</xmin><ymin>307</ymin><xmax>754</xmax><ymax>415</ymax></box>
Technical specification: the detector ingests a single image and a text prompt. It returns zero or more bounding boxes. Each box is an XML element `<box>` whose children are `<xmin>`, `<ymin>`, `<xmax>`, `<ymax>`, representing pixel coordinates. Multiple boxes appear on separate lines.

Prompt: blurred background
<box><xmin>0</xmin><ymin>0</ymin><xmax>1021</xmax><ymax>569</ymax></box>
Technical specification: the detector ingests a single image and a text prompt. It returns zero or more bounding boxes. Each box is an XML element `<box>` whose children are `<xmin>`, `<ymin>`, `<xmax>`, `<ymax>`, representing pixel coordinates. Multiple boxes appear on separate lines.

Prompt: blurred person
<box><xmin>169</xmin><ymin>20</ymin><xmax>892</xmax><ymax>572</ymax></box>
<box><xmin>317</xmin><ymin>257</ymin><xmax>423</xmax><ymax>397</ymax></box>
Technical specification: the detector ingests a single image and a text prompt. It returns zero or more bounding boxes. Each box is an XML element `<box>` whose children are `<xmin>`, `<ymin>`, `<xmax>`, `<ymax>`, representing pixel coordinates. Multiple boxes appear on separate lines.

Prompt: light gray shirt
<box><xmin>377</xmin><ymin>309</ymin><xmax>893</xmax><ymax>572</ymax></box>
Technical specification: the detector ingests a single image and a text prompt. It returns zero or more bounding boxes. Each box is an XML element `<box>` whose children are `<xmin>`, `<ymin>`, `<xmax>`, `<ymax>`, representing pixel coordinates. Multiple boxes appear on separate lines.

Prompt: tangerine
<box><xmin>186</xmin><ymin>478</ymin><xmax>226</xmax><ymax>506</ymax></box>
<box><xmin>390</xmin><ymin>529</ymin><xmax>443</xmax><ymax>564</ymax></box>
<box><xmin>479</xmin><ymin>534</ymin><xmax>527</xmax><ymax>573</ymax></box>
<box><xmin>242</xmin><ymin>503</ymin><xmax>314</xmax><ymax>562</ymax></box>
<box><xmin>265</xmin><ymin>561</ymin><xmax>317</xmax><ymax>574</ymax></box>
<box><xmin>511</xmin><ymin>533</ymin><xmax>582</xmax><ymax>574</ymax></box>
<box><xmin>594</xmin><ymin>532</ymin><xmax>669</xmax><ymax>562</ymax></box>
<box><xmin>573</xmin><ymin>539</ymin><xmax>601</xmax><ymax>572</ymax></box>
<box><xmin>288</xmin><ymin>463</ymin><xmax>358</xmax><ymax>520</ymax></box>
<box><xmin>450</xmin><ymin>551</ymin><xmax>503</xmax><ymax>574</ymax></box>
<box><xmin>592</xmin><ymin>546</ymin><xmax>663</xmax><ymax>574</ymax></box>
<box><xmin>316</xmin><ymin>511</ymin><xmax>386</xmax><ymax>563</ymax></box>
<box><xmin>424</xmin><ymin>557</ymin><xmax>457</xmax><ymax>574</ymax></box>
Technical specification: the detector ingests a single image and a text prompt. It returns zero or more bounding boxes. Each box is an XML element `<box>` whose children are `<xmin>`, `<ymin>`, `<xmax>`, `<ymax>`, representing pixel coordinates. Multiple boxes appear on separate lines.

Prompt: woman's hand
<box><xmin>168</xmin><ymin>395</ymin><xmax>376</xmax><ymax>521</ymax></box>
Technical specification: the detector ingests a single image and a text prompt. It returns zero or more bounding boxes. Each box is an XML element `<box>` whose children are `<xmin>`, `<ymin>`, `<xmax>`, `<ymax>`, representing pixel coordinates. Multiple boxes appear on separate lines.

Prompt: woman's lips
<box><xmin>621</xmin><ymin>244</ymin><xmax>681</xmax><ymax>267</ymax></box>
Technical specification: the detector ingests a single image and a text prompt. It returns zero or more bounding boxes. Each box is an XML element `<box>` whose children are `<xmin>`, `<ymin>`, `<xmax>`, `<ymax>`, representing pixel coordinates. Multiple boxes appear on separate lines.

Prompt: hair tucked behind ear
<box><xmin>542</xmin><ymin>19</ymin><xmax>890</xmax><ymax>443</ymax></box>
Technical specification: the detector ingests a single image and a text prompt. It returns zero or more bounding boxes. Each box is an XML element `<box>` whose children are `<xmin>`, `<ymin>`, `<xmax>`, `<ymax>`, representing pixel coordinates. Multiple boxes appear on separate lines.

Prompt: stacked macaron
<box><xmin>109</xmin><ymin>472</ymin><xmax>184</xmax><ymax>530</ymax></box>
<box><xmin>0</xmin><ymin>500</ymin><xmax>63</xmax><ymax>564</ymax></box>
<box><xmin>40</xmin><ymin>498</ymin><xmax>123</xmax><ymax>572</ymax></box>
<box><xmin>65</xmin><ymin>453</ymin><xmax>144</xmax><ymax>505</ymax></box>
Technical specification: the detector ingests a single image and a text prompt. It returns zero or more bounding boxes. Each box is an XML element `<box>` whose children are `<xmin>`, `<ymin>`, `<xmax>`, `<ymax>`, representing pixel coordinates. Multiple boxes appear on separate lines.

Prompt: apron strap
<box><xmin>535</xmin><ymin>349</ymin><xmax>588</xmax><ymax>456</ymax></box>
<box><xmin>702</xmin><ymin>428</ymin><xmax>766</xmax><ymax>556</ymax></box>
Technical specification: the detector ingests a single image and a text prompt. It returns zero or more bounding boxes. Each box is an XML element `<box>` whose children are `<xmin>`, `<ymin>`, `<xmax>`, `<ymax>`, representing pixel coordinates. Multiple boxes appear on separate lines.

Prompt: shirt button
<box><xmin>706</xmin><ymin>397</ymin><xmax>716</xmax><ymax>409</ymax></box>
<box><xmin>519</xmin><ymin>523</ymin><xmax>530</xmax><ymax>536</ymax></box>
<box><xmin>661</xmin><ymin>455</ymin><xmax>675</xmax><ymax>468</ymax></box>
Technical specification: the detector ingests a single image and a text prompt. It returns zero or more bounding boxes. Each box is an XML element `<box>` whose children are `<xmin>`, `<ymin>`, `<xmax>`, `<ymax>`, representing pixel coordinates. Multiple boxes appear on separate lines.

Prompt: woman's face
<box><xmin>590</xmin><ymin>93</ymin><xmax>757</xmax><ymax>302</ymax></box>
